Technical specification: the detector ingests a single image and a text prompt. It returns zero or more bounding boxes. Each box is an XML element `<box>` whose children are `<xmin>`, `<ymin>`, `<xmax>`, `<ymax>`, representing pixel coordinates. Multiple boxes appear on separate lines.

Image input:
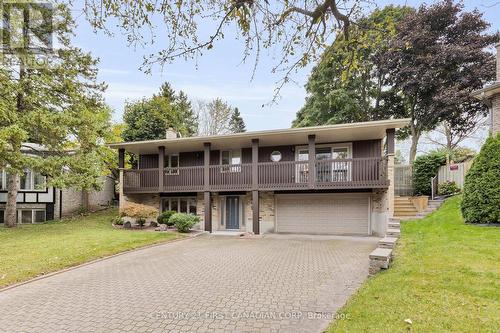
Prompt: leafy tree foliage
<box><xmin>122</xmin><ymin>83</ymin><xmax>198</xmax><ymax>142</ymax></box>
<box><xmin>381</xmin><ymin>0</ymin><xmax>498</xmax><ymax>161</ymax></box>
<box><xmin>461</xmin><ymin>134</ymin><xmax>500</xmax><ymax>224</ymax></box>
<box><xmin>197</xmin><ymin>99</ymin><xmax>245</xmax><ymax>135</ymax></box>
<box><xmin>412</xmin><ymin>151</ymin><xmax>447</xmax><ymax>196</ymax></box>
<box><xmin>0</xmin><ymin>3</ymin><xmax>112</xmax><ymax>227</ymax></box>
<box><xmin>229</xmin><ymin>108</ymin><xmax>246</xmax><ymax>133</ymax></box>
<box><xmin>293</xmin><ymin>6</ymin><xmax>410</xmax><ymax>127</ymax></box>
<box><xmin>81</xmin><ymin>0</ymin><xmax>371</xmax><ymax>99</ymax></box>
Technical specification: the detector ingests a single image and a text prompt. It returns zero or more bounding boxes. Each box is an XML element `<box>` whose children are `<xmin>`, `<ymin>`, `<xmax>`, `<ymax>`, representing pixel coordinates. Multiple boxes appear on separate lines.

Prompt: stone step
<box><xmin>394</xmin><ymin>212</ymin><xmax>419</xmax><ymax>216</ymax></box>
<box><xmin>386</xmin><ymin>228</ymin><xmax>401</xmax><ymax>237</ymax></box>
<box><xmin>388</xmin><ymin>222</ymin><xmax>400</xmax><ymax>229</ymax></box>
<box><xmin>369</xmin><ymin>248</ymin><xmax>393</xmax><ymax>275</ymax></box>
<box><xmin>378</xmin><ymin>237</ymin><xmax>398</xmax><ymax>249</ymax></box>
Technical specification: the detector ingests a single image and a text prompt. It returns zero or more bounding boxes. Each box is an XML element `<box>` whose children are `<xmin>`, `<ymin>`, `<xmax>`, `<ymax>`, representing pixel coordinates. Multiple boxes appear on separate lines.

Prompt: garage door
<box><xmin>276</xmin><ymin>194</ymin><xmax>370</xmax><ymax>235</ymax></box>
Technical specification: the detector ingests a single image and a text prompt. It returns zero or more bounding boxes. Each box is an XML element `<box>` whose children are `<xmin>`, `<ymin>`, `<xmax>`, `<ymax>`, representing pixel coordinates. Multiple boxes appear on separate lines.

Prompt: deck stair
<box><xmin>395</xmin><ymin>196</ymin><xmax>445</xmax><ymax>219</ymax></box>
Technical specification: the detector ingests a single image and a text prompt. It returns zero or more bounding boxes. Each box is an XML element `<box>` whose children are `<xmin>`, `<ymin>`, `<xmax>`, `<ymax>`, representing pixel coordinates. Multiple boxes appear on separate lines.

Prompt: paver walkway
<box><xmin>0</xmin><ymin>234</ymin><xmax>377</xmax><ymax>332</ymax></box>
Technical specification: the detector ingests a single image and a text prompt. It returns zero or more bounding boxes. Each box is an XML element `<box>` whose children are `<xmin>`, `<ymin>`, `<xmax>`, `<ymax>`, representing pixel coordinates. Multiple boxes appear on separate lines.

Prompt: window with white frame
<box><xmin>295</xmin><ymin>144</ymin><xmax>352</xmax><ymax>182</ymax></box>
<box><xmin>0</xmin><ymin>169</ymin><xmax>46</xmax><ymax>191</ymax></box>
<box><xmin>220</xmin><ymin>149</ymin><xmax>242</xmax><ymax>172</ymax></box>
<box><xmin>161</xmin><ymin>197</ymin><xmax>196</xmax><ymax>214</ymax></box>
<box><xmin>17</xmin><ymin>209</ymin><xmax>46</xmax><ymax>224</ymax></box>
<box><xmin>165</xmin><ymin>154</ymin><xmax>179</xmax><ymax>175</ymax></box>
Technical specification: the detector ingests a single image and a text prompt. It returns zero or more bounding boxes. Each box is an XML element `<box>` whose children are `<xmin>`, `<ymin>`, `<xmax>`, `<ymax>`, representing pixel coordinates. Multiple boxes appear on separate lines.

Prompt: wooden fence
<box><xmin>395</xmin><ymin>164</ymin><xmax>413</xmax><ymax>196</ymax></box>
<box><xmin>437</xmin><ymin>160</ymin><xmax>473</xmax><ymax>189</ymax></box>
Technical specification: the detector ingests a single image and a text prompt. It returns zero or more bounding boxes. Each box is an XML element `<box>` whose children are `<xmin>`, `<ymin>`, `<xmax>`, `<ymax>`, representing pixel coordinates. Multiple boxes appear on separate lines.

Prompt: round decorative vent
<box><xmin>270</xmin><ymin>151</ymin><xmax>282</xmax><ymax>162</ymax></box>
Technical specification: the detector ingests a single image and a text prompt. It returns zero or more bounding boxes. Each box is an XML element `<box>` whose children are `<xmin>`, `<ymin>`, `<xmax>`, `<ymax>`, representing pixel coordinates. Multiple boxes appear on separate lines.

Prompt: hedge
<box><xmin>412</xmin><ymin>150</ymin><xmax>447</xmax><ymax>196</ymax></box>
<box><xmin>461</xmin><ymin>134</ymin><xmax>500</xmax><ymax>224</ymax></box>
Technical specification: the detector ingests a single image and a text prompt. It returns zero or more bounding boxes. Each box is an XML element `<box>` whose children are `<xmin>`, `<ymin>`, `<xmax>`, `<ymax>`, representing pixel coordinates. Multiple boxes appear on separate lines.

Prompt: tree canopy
<box><xmin>293</xmin><ymin>5</ymin><xmax>410</xmax><ymax>128</ymax></box>
<box><xmin>197</xmin><ymin>99</ymin><xmax>246</xmax><ymax>135</ymax></box>
<box><xmin>0</xmin><ymin>3</ymin><xmax>112</xmax><ymax>227</ymax></box>
<box><xmin>122</xmin><ymin>83</ymin><xmax>198</xmax><ymax>142</ymax></box>
<box><xmin>80</xmin><ymin>0</ymin><xmax>371</xmax><ymax>100</ymax></box>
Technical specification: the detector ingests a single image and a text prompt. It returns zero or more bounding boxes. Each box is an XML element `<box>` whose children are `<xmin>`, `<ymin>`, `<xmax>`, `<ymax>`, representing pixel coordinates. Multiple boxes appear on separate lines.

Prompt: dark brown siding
<box><xmin>258</xmin><ymin>145</ymin><xmax>295</xmax><ymax>163</ymax></box>
<box><xmin>139</xmin><ymin>140</ymin><xmax>381</xmax><ymax>168</ymax></box>
<box><xmin>353</xmin><ymin>140</ymin><xmax>382</xmax><ymax>158</ymax></box>
<box><xmin>139</xmin><ymin>154</ymin><xmax>158</xmax><ymax>169</ymax></box>
<box><xmin>352</xmin><ymin>140</ymin><xmax>382</xmax><ymax>181</ymax></box>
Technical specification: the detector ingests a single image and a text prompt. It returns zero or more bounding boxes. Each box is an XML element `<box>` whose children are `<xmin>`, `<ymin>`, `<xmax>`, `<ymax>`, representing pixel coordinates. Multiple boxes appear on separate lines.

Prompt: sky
<box><xmin>70</xmin><ymin>0</ymin><xmax>500</xmax><ymax>144</ymax></box>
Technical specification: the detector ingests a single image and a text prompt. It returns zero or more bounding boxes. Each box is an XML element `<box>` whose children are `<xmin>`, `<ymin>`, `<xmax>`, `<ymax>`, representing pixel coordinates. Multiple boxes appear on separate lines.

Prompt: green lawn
<box><xmin>0</xmin><ymin>209</ymin><xmax>184</xmax><ymax>288</ymax></box>
<box><xmin>329</xmin><ymin>196</ymin><xmax>500</xmax><ymax>332</ymax></box>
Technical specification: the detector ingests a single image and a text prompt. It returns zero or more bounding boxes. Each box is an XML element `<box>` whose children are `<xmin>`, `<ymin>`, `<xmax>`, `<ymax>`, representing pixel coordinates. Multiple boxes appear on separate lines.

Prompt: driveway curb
<box><xmin>0</xmin><ymin>231</ymin><xmax>208</xmax><ymax>293</ymax></box>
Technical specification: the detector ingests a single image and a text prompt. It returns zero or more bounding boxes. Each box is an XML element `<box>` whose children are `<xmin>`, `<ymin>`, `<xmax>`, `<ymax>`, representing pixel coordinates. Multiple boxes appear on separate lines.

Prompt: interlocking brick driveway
<box><xmin>0</xmin><ymin>234</ymin><xmax>377</xmax><ymax>333</ymax></box>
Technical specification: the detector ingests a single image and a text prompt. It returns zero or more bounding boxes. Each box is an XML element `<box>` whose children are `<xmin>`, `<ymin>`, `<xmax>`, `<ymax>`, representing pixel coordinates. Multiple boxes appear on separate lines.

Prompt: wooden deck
<box><xmin>123</xmin><ymin>157</ymin><xmax>389</xmax><ymax>193</ymax></box>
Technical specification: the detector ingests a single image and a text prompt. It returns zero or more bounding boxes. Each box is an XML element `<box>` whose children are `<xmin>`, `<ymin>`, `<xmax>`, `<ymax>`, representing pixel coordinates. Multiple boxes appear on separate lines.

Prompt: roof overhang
<box><xmin>471</xmin><ymin>82</ymin><xmax>500</xmax><ymax>100</ymax></box>
<box><xmin>109</xmin><ymin>118</ymin><xmax>411</xmax><ymax>155</ymax></box>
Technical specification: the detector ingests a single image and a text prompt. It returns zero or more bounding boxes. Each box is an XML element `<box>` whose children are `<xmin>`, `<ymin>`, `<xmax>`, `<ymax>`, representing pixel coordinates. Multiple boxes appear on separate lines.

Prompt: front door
<box><xmin>225</xmin><ymin>196</ymin><xmax>240</xmax><ymax>230</ymax></box>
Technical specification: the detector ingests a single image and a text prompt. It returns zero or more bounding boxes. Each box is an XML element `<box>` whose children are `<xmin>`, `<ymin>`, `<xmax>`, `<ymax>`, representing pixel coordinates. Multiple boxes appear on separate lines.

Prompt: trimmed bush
<box><xmin>413</xmin><ymin>150</ymin><xmax>447</xmax><ymax>195</ymax></box>
<box><xmin>461</xmin><ymin>134</ymin><xmax>500</xmax><ymax>224</ymax></box>
<box><xmin>120</xmin><ymin>202</ymin><xmax>158</xmax><ymax>219</ymax></box>
<box><xmin>112</xmin><ymin>216</ymin><xmax>124</xmax><ymax>226</ymax></box>
<box><xmin>157</xmin><ymin>210</ymin><xmax>177</xmax><ymax>226</ymax></box>
<box><xmin>137</xmin><ymin>217</ymin><xmax>146</xmax><ymax>228</ymax></box>
<box><xmin>438</xmin><ymin>181</ymin><xmax>460</xmax><ymax>196</ymax></box>
<box><xmin>170</xmin><ymin>213</ymin><xmax>200</xmax><ymax>233</ymax></box>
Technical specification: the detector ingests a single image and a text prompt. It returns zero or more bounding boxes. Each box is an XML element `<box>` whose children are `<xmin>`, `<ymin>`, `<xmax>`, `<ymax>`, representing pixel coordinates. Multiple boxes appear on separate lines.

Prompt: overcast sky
<box><xmin>71</xmin><ymin>0</ymin><xmax>500</xmax><ymax>145</ymax></box>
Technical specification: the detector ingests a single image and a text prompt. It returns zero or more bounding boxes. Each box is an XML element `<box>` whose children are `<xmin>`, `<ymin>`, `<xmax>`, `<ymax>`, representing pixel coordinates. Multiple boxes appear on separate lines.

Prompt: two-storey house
<box><xmin>111</xmin><ymin>119</ymin><xmax>409</xmax><ymax>236</ymax></box>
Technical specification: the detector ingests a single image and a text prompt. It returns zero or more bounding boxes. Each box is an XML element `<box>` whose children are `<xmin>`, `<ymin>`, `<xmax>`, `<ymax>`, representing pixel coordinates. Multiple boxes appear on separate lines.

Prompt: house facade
<box><xmin>0</xmin><ymin>144</ymin><xmax>115</xmax><ymax>224</ymax></box>
<box><xmin>111</xmin><ymin>119</ymin><xmax>410</xmax><ymax>236</ymax></box>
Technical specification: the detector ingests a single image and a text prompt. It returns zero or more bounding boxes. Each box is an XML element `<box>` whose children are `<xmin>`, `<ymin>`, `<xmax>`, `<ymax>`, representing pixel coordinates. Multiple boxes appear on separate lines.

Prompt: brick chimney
<box><xmin>165</xmin><ymin>128</ymin><xmax>178</xmax><ymax>139</ymax></box>
<box><xmin>494</xmin><ymin>44</ymin><xmax>500</xmax><ymax>134</ymax></box>
<box><xmin>496</xmin><ymin>43</ymin><xmax>500</xmax><ymax>81</ymax></box>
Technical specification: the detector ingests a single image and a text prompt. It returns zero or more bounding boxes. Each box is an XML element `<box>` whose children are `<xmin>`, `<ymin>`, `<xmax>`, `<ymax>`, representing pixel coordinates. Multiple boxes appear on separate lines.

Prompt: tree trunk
<box><xmin>409</xmin><ymin>126</ymin><xmax>421</xmax><ymax>162</ymax></box>
<box><xmin>5</xmin><ymin>173</ymin><xmax>19</xmax><ymax>227</ymax></box>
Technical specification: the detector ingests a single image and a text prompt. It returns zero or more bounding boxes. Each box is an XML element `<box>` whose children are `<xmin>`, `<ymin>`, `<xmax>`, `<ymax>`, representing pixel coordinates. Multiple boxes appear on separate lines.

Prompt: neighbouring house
<box><xmin>111</xmin><ymin>119</ymin><xmax>409</xmax><ymax>236</ymax></box>
<box><xmin>472</xmin><ymin>43</ymin><xmax>500</xmax><ymax>134</ymax></box>
<box><xmin>0</xmin><ymin>144</ymin><xmax>115</xmax><ymax>224</ymax></box>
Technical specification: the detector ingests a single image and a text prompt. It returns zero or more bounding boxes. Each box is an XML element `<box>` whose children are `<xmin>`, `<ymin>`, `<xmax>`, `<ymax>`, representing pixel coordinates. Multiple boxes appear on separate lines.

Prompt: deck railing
<box><xmin>123</xmin><ymin>157</ymin><xmax>389</xmax><ymax>193</ymax></box>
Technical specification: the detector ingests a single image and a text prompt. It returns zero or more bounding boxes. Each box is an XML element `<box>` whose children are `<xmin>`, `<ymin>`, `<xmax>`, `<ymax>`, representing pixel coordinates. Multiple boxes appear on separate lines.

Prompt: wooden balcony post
<box><xmin>158</xmin><ymin>146</ymin><xmax>165</xmax><ymax>191</ymax></box>
<box><xmin>251</xmin><ymin>138</ymin><xmax>259</xmax><ymax>235</ymax></box>
<box><xmin>204</xmin><ymin>191</ymin><xmax>212</xmax><ymax>232</ymax></box>
<box><xmin>203</xmin><ymin>142</ymin><xmax>211</xmax><ymax>191</ymax></box>
<box><xmin>308</xmin><ymin>134</ymin><xmax>316</xmax><ymax>189</ymax></box>
<box><xmin>251</xmin><ymin>139</ymin><xmax>259</xmax><ymax>190</ymax></box>
<box><xmin>118</xmin><ymin>148</ymin><xmax>125</xmax><ymax>169</ymax></box>
<box><xmin>203</xmin><ymin>142</ymin><xmax>212</xmax><ymax>232</ymax></box>
<box><xmin>386</xmin><ymin>128</ymin><xmax>395</xmax><ymax>155</ymax></box>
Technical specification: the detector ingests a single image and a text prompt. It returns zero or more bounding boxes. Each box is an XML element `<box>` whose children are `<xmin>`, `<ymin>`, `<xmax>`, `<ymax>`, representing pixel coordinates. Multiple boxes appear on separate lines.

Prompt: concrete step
<box><xmin>369</xmin><ymin>248</ymin><xmax>393</xmax><ymax>275</ymax></box>
<box><xmin>388</xmin><ymin>222</ymin><xmax>400</xmax><ymax>229</ymax></box>
<box><xmin>386</xmin><ymin>228</ymin><xmax>401</xmax><ymax>237</ymax></box>
<box><xmin>394</xmin><ymin>212</ymin><xmax>418</xmax><ymax>216</ymax></box>
<box><xmin>378</xmin><ymin>237</ymin><xmax>398</xmax><ymax>249</ymax></box>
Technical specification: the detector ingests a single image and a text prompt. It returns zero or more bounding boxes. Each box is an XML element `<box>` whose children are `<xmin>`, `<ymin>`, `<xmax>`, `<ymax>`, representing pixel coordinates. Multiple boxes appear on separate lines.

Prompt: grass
<box><xmin>329</xmin><ymin>196</ymin><xmax>500</xmax><ymax>333</ymax></box>
<box><xmin>0</xmin><ymin>209</ymin><xmax>184</xmax><ymax>288</ymax></box>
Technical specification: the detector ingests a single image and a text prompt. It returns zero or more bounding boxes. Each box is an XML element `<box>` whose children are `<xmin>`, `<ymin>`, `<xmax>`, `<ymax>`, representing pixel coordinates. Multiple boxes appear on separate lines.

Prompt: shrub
<box><xmin>438</xmin><ymin>181</ymin><xmax>460</xmax><ymax>196</ymax></box>
<box><xmin>413</xmin><ymin>150</ymin><xmax>447</xmax><ymax>195</ymax></box>
<box><xmin>120</xmin><ymin>202</ymin><xmax>158</xmax><ymax>219</ymax></box>
<box><xmin>137</xmin><ymin>217</ymin><xmax>146</xmax><ymax>228</ymax></box>
<box><xmin>170</xmin><ymin>213</ymin><xmax>200</xmax><ymax>233</ymax></box>
<box><xmin>461</xmin><ymin>134</ymin><xmax>500</xmax><ymax>224</ymax></box>
<box><xmin>157</xmin><ymin>210</ymin><xmax>177</xmax><ymax>226</ymax></box>
<box><xmin>112</xmin><ymin>216</ymin><xmax>124</xmax><ymax>226</ymax></box>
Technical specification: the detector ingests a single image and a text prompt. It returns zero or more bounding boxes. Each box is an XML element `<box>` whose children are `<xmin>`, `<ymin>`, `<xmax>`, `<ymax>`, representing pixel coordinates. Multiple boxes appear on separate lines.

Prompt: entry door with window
<box><xmin>225</xmin><ymin>196</ymin><xmax>240</xmax><ymax>230</ymax></box>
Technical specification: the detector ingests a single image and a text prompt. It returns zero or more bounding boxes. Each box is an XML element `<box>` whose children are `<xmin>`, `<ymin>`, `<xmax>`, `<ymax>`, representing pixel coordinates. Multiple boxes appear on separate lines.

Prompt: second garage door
<box><xmin>276</xmin><ymin>194</ymin><xmax>370</xmax><ymax>235</ymax></box>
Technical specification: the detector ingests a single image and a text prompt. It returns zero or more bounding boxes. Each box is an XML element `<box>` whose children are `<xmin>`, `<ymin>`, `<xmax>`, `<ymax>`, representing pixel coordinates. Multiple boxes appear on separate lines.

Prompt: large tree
<box><xmin>122</xmin><ymin>83</ymin><xmax>198</xmax><ymax>142</ymax></box>
<box><xmin>381</xmin><ymin>0</ymin><xmax>498</xmax><ymax>161</ymax></box>
<box><xmin>293</xmin><ymin>6</ymin><xmax>410</xmax><ymax>127</ymax></box>
<box><xmin>0</xmin><ymin>3</ymin><xmax>112</xmax><ymax>227</ymax></box>
<box><xmin>197</xmin><ymin>99</ymin><xmax>245</xmax><ymax>135</ymax></box>
<box><xmin>80</xmin><ymin>0</ymin><xmax>370</xmax><ymax>99</ymax></box>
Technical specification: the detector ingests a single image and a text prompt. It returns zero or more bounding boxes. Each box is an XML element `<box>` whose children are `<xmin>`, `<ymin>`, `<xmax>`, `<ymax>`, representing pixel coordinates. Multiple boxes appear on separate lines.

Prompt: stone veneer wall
<box><xmin>259</xmin><ymin>192</ymin><xmax>275</xmax><ymax>233</ymax></box>
<box><xmin>371</xmin><ymin>189</ymin><xmax>389</xmax><ymax>236</ymax></box>
<box><xmin>493</xmin><ymin>94</ymin><xmax>500</xmax><ymax>134</ymax></box>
